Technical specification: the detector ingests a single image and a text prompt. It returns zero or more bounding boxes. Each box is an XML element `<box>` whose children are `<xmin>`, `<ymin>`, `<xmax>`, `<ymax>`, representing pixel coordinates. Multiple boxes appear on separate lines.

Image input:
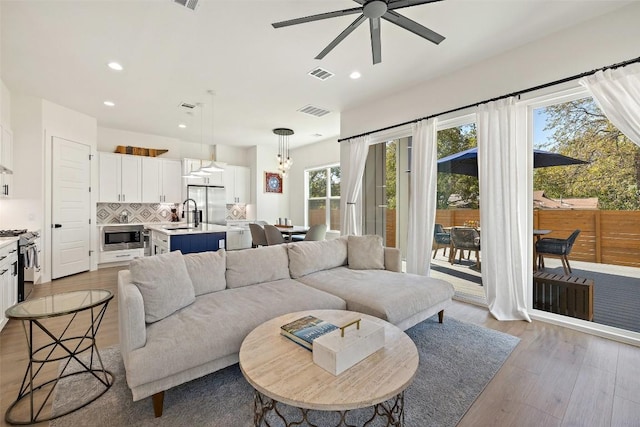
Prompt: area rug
<box><xmin>50</xmin><ymin>316</ymin><xmax>519</xmax><ymax>427</ymax></box>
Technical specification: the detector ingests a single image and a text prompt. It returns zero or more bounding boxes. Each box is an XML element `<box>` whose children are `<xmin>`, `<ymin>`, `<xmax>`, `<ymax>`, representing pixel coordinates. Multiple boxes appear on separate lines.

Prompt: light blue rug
<box><xmin>51</xmin><ymin>315</ymin><xmax>519</xmax><ymax>426</ymax></box>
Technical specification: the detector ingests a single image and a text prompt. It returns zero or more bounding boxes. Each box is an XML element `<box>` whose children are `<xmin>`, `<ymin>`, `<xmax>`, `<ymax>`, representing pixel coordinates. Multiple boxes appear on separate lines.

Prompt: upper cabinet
<box><xmin>0</xmin><ymin>126</ymin><xmax>13</xmax><ymax>198</ymax></box>
<box><xmin>142</xmin><ymin>157</ymin><xmax>182</xmax><ymax>203</ymax></box>
<box><xmin>224</xmin><ymin>165</ymin><xmax>250</xmax><ymax>204</ymax></box>
<box><xmin>98</xmin><ymin>153</ymin><xmax>142</xmax><ymax>202</ymax></box>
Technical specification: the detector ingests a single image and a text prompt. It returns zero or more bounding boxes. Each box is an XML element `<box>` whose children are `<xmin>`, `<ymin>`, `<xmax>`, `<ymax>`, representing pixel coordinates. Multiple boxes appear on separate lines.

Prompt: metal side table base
<box><xmin>4</xmin><ymin>290</ymin><xmax>114</xmax><ymax>425</ymax></box>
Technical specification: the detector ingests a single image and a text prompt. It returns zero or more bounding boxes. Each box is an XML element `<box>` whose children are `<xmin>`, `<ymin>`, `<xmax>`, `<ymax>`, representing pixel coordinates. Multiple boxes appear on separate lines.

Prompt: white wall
<box><xmin>98</xmin><ymin>126</ymin><xmax>212</xmax><ymax>160</ymax></box>
<box><xmin>287</xmin><ymin>138</ymin><xmax>341</xmax><ymax>228</ymax></box>
<box><xmin>250</xmin><ymin>145</ymin><xmax>289</xmax><ymax>223</ymax></box>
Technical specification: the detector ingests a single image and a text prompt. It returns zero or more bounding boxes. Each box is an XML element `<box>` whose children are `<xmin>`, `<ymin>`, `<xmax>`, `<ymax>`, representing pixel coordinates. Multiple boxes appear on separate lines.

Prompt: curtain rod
<box><xmin>338</xmin><ymin>55</ymin><xmax>640</xmax><ymax>143</ymax></box>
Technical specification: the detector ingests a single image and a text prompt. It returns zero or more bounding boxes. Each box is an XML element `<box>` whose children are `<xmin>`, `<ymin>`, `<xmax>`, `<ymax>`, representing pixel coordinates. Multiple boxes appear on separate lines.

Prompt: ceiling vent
<box><xmin>173</xmin><ymin>0</ymin><xmax>198</xmax><ymax>11</ymax></box>
<box><xmin>298</xmin><ymin>105</ymin><xmax>331</xmax><ymax>118</ymax></box>
<box><xmin>308</xmin><ymin>67</ymin><xmax>335</xmax><ymax>81</ymax></box>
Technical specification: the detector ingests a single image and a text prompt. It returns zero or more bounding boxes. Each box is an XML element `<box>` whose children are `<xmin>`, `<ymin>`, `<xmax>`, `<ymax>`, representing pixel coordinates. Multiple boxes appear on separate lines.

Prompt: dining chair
<box><xmin>449</xmin><ymin>227</ymin><xmax>480</xmax><ymax>267</ymax></box>
<box><xmin>432</xmin><ymin>223</ymin><xmax>451</xmax><ymax>259</ymax></box>
<box><xmin>303</xmin><ymin>224</ymin><xmax>327</xmax><ymax>241</ymax></box>
<box><xmin>248</xmin><ymin>223</ymin><xmax>268</xmax><ymax>248</ymax></box>
<box><xmin>263</xmin><ymin>224</ymin><xmax>285</xmax><ymax>245</ymax></box>
<box><xmin>536</xmin><ymin>229</ymin><xmax>581</xmax><ymax>275</ymax></box>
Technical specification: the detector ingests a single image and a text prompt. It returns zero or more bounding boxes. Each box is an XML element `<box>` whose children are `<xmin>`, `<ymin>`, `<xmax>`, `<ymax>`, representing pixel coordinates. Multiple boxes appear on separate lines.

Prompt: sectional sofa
<box><xmin>118</xmin><ymin>235</ymin><xmax>455</xmax><ymax>416</ymax></box>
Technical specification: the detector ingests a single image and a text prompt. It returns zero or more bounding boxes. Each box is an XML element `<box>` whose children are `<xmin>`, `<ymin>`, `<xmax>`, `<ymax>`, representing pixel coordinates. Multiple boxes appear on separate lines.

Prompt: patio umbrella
<box><xmin>437</xmin><ymin>147</ymin><xmax>588</xmax><ymax>177</ymax></box>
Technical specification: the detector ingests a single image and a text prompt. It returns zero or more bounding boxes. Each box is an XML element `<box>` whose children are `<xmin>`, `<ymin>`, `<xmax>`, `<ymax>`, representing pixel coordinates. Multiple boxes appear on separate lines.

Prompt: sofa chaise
<box><xmin>118</xmin><ymin>235</ymin><xmax>454</xmax><ymax>416</ymax></box>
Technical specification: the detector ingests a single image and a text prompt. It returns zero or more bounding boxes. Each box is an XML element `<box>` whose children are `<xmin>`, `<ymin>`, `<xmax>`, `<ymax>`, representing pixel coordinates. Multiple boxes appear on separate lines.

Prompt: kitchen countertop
<box><xmin>145</xmin><ymin>223</ymin><xmax>233</xmax><ymax>236</ymax></box>
<box><xmin>0</xmin><ymin>237</ymin><xmax>19</xmax><ymax>248</ymax></box>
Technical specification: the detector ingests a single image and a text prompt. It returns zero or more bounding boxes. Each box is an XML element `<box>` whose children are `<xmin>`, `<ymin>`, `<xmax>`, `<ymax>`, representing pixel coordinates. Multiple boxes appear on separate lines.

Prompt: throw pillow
<box><xmin>348</xmin><ymin>235</ymin><xmax>385</xmax><ymax>270</ymax></box>
<box><xmin>129</xmin><ymin>251</ymin><xmax>196</xmax><ymax>323</ymax></box>
<box><xmin>183</xmin><ymin>250</ymin><xmax>227</xmax><ymax>296</ymax></box>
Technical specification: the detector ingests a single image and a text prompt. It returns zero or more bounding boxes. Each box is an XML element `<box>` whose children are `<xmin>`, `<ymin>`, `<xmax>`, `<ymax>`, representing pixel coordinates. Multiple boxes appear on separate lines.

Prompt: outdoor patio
<box><xmin>429</xmin><ymin>249</ymin><xmax>640</xmax><ymax>334</ymax></box>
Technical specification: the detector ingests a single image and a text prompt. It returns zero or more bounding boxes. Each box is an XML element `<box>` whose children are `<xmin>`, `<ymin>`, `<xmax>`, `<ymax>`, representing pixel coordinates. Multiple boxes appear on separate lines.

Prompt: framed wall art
<box><xmin>265</xmin><ymin>172</ymin><xmax>283</xmax><ymax>194</ymax></box>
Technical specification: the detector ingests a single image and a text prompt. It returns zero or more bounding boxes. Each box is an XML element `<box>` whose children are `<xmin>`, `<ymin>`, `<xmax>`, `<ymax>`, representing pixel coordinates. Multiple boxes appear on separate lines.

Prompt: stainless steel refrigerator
<box><xmin>187</xmin><ymin>185</ymin><xmax>226</xmax><ymax>225</ymax></box>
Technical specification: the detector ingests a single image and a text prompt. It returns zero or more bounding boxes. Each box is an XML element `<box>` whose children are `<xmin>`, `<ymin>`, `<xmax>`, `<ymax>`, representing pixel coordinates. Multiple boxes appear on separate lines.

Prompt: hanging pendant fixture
<box><xmin>273</xmin><ymin>128</ymin><xmax>294</xmax><ymax>177</ymax></box>
<box><xmin>201</xmin><ymin>90</ymin><xmax>224</xmax><ymax>172</ymax></box>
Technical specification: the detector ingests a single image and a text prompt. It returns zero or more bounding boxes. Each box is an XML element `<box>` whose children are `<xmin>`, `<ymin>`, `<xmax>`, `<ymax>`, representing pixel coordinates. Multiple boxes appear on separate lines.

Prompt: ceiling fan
<box><xmin>272</xmin><ymin>0</ymin><xmax>445</xmax><ymax>65</ymax></box>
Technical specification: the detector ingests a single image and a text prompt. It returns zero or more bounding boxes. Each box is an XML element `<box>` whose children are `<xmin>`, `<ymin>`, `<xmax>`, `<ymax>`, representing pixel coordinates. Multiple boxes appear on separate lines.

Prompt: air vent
<box><xmin>298</xmin><ymin>105</ymin><xmax>331</xmax><ymax>118</ymax></box>
<box><xmin>308</xmin><ymin>67</ymin><xmax>335</xmax><ymax>81</ymax></box>
<box><xmin>173</xmin><ymin>0</ymin><xmax>199</xmax><ymax>11</ymax></box>
<box><xmin>298</xmin><ymin>105</ymin><xmax>331</xmax><ymax>117</ymax></box>
<box><xmin>178</xmin><ymin>102</ymin><xmax>197</xmax><ymax>110</ymax></box>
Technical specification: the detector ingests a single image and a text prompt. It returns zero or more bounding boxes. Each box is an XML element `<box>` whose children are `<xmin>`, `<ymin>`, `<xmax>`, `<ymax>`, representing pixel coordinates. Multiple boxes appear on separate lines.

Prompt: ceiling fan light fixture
<box><xmin>363</xmin><ymin>1</ymin><xmax>387</xmax><ymax>19</ymax></box>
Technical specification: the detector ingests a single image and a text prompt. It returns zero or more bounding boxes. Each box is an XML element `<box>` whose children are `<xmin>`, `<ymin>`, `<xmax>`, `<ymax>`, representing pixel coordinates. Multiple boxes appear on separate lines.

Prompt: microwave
<box><xmin>102</xmin><ymin>225</ymin><xmax>144</xmax><ymax>251</ymax></box>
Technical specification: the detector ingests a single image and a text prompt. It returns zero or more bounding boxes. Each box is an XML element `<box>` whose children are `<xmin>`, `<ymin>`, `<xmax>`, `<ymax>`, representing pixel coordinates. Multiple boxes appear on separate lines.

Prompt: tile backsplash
<box><xmin>97</xmin><ymin>203</ymin><xmax>247</xmax><ymax>224</ymax></box>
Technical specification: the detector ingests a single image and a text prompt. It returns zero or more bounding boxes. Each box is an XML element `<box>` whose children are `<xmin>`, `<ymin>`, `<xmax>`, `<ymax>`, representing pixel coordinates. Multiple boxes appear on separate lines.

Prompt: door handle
<box><xmin>53</xmin><ymin>224</ymin><xmax>62</xmax><ymax>228</ymax></box>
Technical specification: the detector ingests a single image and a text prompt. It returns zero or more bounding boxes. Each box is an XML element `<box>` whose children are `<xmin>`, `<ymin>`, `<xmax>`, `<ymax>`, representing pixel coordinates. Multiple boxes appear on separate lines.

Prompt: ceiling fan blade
<box><xmin>388</xmin><ymin>0</ymin><xmax>445</xmax><ymax>11</ymax></box>
<box><xmin>272</xmin><ymin>7</ymin><xmax>362</xmax><ymax>28</ymax></box>
<box><xmin>315</xmin><ymin>14</ymin><xmax>367</xmax><ymax>60</ymax></box>
<box><xmin>370</xmin><ymin>17</ymin><xmax>382</xmax><ymax>64</ymax></box>
<box><xmin>382</xmin><ymin>10</ymin><xmax>445</xmax><ymax>44</ymax></box>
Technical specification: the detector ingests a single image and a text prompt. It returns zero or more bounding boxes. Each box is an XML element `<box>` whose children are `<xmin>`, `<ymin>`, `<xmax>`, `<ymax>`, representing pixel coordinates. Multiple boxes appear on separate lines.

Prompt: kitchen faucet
<box><xmin>182</xmin><ymin>198</ymin><xmax>199</xmax><ymax>228</ymax></box>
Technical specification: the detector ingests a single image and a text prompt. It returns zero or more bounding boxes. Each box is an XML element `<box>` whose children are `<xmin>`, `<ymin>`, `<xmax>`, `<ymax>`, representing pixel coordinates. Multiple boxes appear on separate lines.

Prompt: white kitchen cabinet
<box><xmin>0</xmin><ymin>126</ymin><xmax>13</xmax><ymax>198</ymax></box>
<box><xmin>226</xmin><ymin>221</ymin><xmax>252</xmax><ymax>250</ymax></box>
<box><xmin>0</xmin><ymin>242</ymin><xmax>18</xmax><ymax>332</ymax></box>
<box><xmin>98</xmin><ymin>248</ymin><xmax>144</xmax><ymax>264</ymax></box>
<box><xmin>224</xmin><ymin>165</ymin><xmax>250</xmax><ymax>204</ymax></box>
<box><xmin>142</xmin><ymin>158</ymin><xmax>182</xmax><ymax>203</ymax></box>
<box><xmin>99</xmin><ymin>153</ymin><xmax>142</xmax><ymax>203</ymax></box>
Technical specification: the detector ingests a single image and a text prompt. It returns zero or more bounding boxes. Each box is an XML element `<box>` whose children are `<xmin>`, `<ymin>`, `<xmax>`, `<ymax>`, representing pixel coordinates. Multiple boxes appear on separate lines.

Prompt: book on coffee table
<box><xmin>280</xmin><ymin>315</ymin><xmax>338</xmax><ymax>351</ymax></box>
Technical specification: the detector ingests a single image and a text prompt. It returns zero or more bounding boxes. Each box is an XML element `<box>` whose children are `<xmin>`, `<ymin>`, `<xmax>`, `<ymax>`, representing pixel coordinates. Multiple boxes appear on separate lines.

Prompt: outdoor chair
<box><xmin>304</xmin><ymin>224</ymin><xmax>327</xmax><ymax>241</ymax></box>
<box><xmin>263</xmin><ymin>224</ymin><xmax>286</xmax><ymax>245</ymax></box>
<box><xmin>432</xmin><ymin>223</ymin><xmax>451</xmax><ymax>259</ymax></box>
<box><xmin>536</xmin><ymin>229</ymin><xmax>581</xmax><ymax>275</ymax></box>
<box><xmin>449</xmin><ymin>227</ymin><xmax>481</xmax><ymax>268</ymax></box>
<box><xmin>248</xmin><ymin>223</ymin><xmax>268</xmax><ymax>248</ymax></box>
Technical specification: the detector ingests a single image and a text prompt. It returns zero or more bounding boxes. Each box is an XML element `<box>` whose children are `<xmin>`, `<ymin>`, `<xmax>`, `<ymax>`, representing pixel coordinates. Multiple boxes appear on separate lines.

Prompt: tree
<box><xmin>535</xmin><ymin>98</ymin><xmax>640</xmax><ymax>210</ymax></box>
<box><xmin>386</xmin><ymin>141</ymin><xmax>397</xmax><ymax>209</ymax></box>
<box><xmin>437</xmin><ymin>124</ymin><xmax>479</xmax><ymax>209</ymax></box>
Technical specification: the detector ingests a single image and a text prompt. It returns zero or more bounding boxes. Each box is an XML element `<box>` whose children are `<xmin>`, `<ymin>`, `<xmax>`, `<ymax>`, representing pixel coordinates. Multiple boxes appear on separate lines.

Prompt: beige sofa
<box><xmin>118</xmin><ymin>236</ymin><xmax>454</xmax><ymax>416</ymax></box>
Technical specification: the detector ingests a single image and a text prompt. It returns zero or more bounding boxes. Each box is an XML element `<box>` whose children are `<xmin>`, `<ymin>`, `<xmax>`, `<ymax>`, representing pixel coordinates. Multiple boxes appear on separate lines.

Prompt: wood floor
<box><xmin>1</xmin><ymin>267</ymin><xmax>639</xmax><ymax>426</ymax></box>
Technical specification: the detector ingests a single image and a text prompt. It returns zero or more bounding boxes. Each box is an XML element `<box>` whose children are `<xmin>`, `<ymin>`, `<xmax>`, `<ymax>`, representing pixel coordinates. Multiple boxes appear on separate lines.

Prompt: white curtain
<box><xmin>477</xmin><ymin>98</ymin><xmax>531</xmax><ymax>322</ymax></box>
<box><xmin>579</xmin><ymin>63</ymin><xmax>640</xmax><ymax>147</ymax></box>
<box><xmin>341</xmin><ymin>135</ymin><xmax>372</xmax><ymax>236</ymax></box>
<box><xmin>406</xmin><ymin>119</ymin><xmax>438</xmax><ymax>275</ymax></box>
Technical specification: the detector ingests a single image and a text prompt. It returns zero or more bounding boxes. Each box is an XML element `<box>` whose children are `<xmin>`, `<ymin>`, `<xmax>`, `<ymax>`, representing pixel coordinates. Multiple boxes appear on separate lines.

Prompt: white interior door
<box><xmin>52</xmin><ymin>137</ymin><xmax>91</xmax><ymax>279</ymax></box>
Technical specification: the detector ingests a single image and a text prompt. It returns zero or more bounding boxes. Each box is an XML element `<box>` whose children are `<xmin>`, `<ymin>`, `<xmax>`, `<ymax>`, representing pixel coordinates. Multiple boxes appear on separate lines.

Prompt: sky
<box><xmin>533</xmin><ymin>108</ymin><xmax>554</xmax><ymax>149</ymax></box>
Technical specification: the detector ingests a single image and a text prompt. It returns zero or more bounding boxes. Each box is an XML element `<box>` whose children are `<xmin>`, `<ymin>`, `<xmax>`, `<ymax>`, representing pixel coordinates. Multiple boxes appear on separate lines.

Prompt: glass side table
<box><xmin>4</xmin><ymin>289</ymin><xmax>114</xmax><ymax>425</ymax></box>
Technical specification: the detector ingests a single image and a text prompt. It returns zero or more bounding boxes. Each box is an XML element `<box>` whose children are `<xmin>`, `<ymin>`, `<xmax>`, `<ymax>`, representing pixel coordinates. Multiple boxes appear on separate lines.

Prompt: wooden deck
<box><xmin>429</xmin><ymin>250</ymin><xmax>640</xmax><ymax>333</ymax></box>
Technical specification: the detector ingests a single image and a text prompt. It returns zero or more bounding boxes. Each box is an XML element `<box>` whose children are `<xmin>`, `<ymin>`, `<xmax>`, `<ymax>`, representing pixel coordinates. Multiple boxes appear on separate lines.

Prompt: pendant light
<box><xmin>201</xmin><ymin>90</ymin><xmax>224</xmax><ymax>172</ymax></box>
<box><xmin>191</xmin><ymin>102</ymin><xmax>211</xmax><ymax>177</ymax></box>
<box><xmin>273</xmin><ymin>128</ymin><xmax>293</xmax><ymax>177</ymax></box>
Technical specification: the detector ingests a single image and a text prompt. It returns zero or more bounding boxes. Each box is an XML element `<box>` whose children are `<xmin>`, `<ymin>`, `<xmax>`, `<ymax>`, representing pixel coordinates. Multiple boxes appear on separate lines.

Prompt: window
<box><xmin>306</xmin><ymin>165</ymin><xmax>340</xmax><ymax>231</ymax></box>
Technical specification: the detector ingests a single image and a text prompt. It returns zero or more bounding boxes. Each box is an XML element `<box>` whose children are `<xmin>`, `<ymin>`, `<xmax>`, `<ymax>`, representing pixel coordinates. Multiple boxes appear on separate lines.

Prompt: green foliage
<box><xmin>386</xmin><ymin>141</ymin><xmax>397</xmax><ymax>209</ymax></box>
<box><xmin>535</xmin><ymin>98</ymin><xmax>640</xmax><ymax>210</ymax></box>
<box><xmin>437</xmin><ymin>124</ymin><xmax>479</xmax><ymax>209</ymax></box>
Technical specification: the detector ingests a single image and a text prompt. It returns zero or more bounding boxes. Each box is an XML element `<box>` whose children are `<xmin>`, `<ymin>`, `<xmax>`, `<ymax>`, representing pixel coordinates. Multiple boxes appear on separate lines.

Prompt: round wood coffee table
<box><xmin>239</xmin><ymin>309</ymin><xmax>419</xmax><ymax>427</ymax></box>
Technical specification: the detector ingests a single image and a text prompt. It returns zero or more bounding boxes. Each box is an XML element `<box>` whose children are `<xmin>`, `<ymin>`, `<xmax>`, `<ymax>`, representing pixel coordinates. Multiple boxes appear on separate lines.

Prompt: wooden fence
<box><xmin>431</xmin><ymin>209</ymin><xmax>640</xmax><ymax>268</ymax></box>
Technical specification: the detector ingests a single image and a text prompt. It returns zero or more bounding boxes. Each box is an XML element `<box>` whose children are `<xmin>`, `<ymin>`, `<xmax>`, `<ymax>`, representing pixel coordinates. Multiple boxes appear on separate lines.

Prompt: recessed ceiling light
<box><xmin>103</xmin><ymin>101</ymin><xmax>115</xmax><ymax>107</ymax></box>
<box><xmin>108</xmin><ymin>62</ymin><xmax>123</xmax><ymax>71</ymax></box>
<box><xmin>178</xmin><ymin>123</ymin><xmax>187</xmax><ymax>129</ymax></box>
<box><xmin>350</xmin><ymin>71</ymin><xmax>361</xmax><ymax>79</ymax></box>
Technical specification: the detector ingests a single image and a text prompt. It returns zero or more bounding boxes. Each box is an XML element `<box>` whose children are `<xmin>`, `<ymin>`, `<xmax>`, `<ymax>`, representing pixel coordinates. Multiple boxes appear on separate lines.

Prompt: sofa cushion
<box><xmin>348</xmin><ymin>235</ymin><xmax>384</xmax><ymax>270</ymax></box>
<box><xmin>125</xmin><ymin>279</ymin><xmax>346</xmax><ymax>388</ymax></box>
<box><xmin>184</xmin><ymin>250</ymin><xmax>226</xmax><ymax>296</ymax></box>
<box><xmin>225</xmin><ymin>245</ymin><xmax>290</xmax><ymax>289</ymax></box>
<box><xmin>297</xmin><ymin>267</ymin><xmax>455</xmax><ymax>325</ymax></box>
<box><xmin>129</xmin><ymin>251</ymin><xmax>195</xmax><ymax>323</ymax></box>
<box><xmin>288</xmin><ymin>238</ymin><xmax>348</xmax><ymax>278</ymax></box>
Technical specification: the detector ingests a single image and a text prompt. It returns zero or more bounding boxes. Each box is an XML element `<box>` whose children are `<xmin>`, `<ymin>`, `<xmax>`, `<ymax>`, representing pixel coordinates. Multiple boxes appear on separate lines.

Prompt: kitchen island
<box><xmin>146</xmin><ymin>223</ymin><xmax>229</xmax><ymax>255</ymax></box>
